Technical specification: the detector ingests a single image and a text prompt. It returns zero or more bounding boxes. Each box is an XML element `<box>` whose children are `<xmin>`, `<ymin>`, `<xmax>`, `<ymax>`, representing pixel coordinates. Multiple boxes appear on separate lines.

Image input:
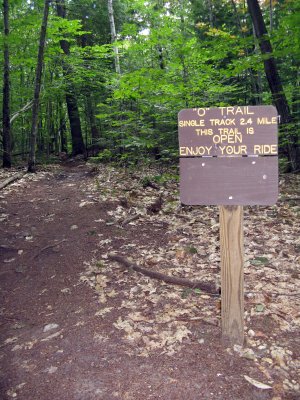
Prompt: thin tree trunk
<box><xmin>28</xmin><ymin>0</ymin><xmax>50</xmax><ymax>172</ymax></box>
<box><xmin>269</xmin><ymin>0</ymin><xmax>273</xmax><ymax>34</ymax></box>
<box><xmin>179</xmin><ymin>3</ymin><xmax>188</xmax><ymax>107</ymax></box>
<box><xmin>56</xmin><ymin>0</ymin><xmax>85</xmax><ymax>156</ymax></box>
<box><xmin>47</xmin><ymin>100</ymin><xmax>55</xmax><ymax>154</ymax></box>
<box><xmin>60</xmin><ymin>118</ymin><xmax>67</xmax><ymax>153</ymax></box>
<box><xmin>206</xmin><ymin>0</ymin><xmax>214</xmax><ymax>27</ymax></box>
<box><xmin>157</xmin><ymin>45</ymin><xmax>165</xmax><ymax>70</ymax></box>
<box><xmin>86</xmin><ymin>94</ymin><xmax>100</xmax><ymax>143</ymax></box>
<box><xmin>247</xmin><ymin>0</ymin><xmax>300</xmax><ymax>171</ymax></box>
<box><xmin>108</xmin><ymin>0</ymin><xmax>121</xmax><ymax>74</ymax></box>
<box><xmin>2</xmin><ymin>0</ymin><xmax>11</xmax><ymax>168</ymax></box>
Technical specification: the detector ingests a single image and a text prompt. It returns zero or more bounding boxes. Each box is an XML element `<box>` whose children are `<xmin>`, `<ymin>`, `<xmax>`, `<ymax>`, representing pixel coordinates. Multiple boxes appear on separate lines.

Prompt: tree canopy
<box><xmin>1</xmin><ymin>0</ymin><xmax>299</xmax><ymax>171</ymax></box>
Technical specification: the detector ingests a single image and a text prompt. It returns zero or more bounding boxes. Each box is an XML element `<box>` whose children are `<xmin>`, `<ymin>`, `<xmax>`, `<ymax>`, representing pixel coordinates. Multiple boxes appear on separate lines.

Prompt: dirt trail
<box><xmin>0</xmin><ymin>163</ymin><xmax>296</xmax><ymax>399</ymax></box>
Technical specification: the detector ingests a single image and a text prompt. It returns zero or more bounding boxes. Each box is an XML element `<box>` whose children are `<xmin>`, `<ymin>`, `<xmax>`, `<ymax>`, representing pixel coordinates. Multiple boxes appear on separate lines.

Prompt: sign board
<box><xmin>179</xmin><ymin>106</ymin><xmax>278</xmax><ymax>205</ymax></box>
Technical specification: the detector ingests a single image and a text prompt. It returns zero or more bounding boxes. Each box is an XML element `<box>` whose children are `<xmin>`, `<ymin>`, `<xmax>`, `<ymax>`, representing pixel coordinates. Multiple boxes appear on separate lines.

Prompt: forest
<box><xmin>1</xmin><ymin>1</ymin><xmax>300</xmax><ymax>399</ymax></box>
<box><xmin>1</xmin><ymin>0</ymin><xmax>299</xmax><ymax>172</ymax></box>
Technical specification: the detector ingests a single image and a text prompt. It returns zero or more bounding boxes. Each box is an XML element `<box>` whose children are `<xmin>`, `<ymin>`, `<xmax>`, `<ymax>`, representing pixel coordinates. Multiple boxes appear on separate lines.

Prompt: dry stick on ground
<box><xmin>0</xmin><ymin>172</ymin><xmax>25</xmax><ymax>190</ymax></box>
<box><xmin>121</xmin><ymin>214</ymin><xmax>141</xmax><ymax>226</ymax></box>
<box><xmin>32</xmin><ymin>239</ymin><xmax>67</xmax><ymax>260</ymax></box>
<box><xmin>108</xmin><ymin>253</ymin><xmax>219</xmax><ymax>295</ymax></box>
<box><xmin>279</xmin><ymin>197</ymin><xmax>300</xmax><ymax>202</ymax></box>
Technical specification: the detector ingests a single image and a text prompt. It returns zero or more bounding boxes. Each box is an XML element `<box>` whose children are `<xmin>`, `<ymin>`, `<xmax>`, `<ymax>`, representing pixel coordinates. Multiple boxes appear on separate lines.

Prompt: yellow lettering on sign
<box><xmin>219</xmin><ymin>145</ymin><xmax>247</xmax><ymax>155</ymax></box>
<box><xmin>218</xmin><ymin>128</ymin><xmax>242</xmax><ymax>135</ymax></box>
<box><xmin>213</xmin><ymin>133</ymin><xmax>242</xmax><ymax>144</ymax></box>
<box><xmin>253</xmin><ymin>144</ymin><xmax>278</xmax><ymax>154</ymax></box>
<box><xmin>257</xmin><ymin>117</ymin><xmax>277</xmax><ymax>125</ymax></box>
<box><xmin>196</xmin><ymin>128</ymin><xmax>213</xmax><ymax>136</ymax></box>
<box><xmin>228</xmin><ymin>134</ymin><xmax>242</xmax><ymax>144</ymax></box>
<box><xmin>240</xmin><ymin>118</ymin><xmax>253</xmax><ymax>125</ymax></box>
<box><xmin>179</xmin><ymin>119</ymin><xmax>205</xmax><ymax>127</ymax></box>
<box><xmin>210</xmin><ymin>118</ymin><xmax>236</xmax><ymax>126</ymax></box>
<box><xmin>197</xmin><ymin>108</ymin><xmax>207</xmax><ymax>116</ymax></box>
<box><xmin>179</xmin><ymin>146</ymin><xmax>212</xmax><ymax>156</ymax></box>
<box><xmin>220</xmin><ymin>106</ymin><xmax>254</xmax><ymax>116</ymax></box>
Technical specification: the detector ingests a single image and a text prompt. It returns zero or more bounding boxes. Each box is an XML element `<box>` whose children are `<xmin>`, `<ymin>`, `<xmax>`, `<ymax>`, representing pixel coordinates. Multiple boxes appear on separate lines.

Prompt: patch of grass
<box><xmin>185</xmin><ymin>246</ymin><xmax>198</xmax><ymax>255</ymax></box>
<box><xmin>96</xmin><ymin>261</ymin><xmax>105</xmax><ymax>269</ymax></box>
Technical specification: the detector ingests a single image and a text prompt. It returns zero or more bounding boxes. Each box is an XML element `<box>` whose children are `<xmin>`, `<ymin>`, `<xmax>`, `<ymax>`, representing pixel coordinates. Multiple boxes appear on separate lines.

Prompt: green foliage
<box><xmin>186</xmin><ymin>246</ymin><xmax>198</xmax><ymax>255</ymax></box>
<box><xmin>152</xmin><ymin>172</ymin><xmax>179</xmax><ymax>184</ymax></box>
<box><xmin>90</xmin><ymin>149</ymin><xmax>113</xmax><ymax>163</ymax></box>
<box><xmin>250</xmin><ymin>257</ymin><xmax>270</xmax><ymax>266</ymax></box>
<box><xmin>1</xmin><ymin>0</ymin><xmax>299</xmax><ymax>168</ymax></box>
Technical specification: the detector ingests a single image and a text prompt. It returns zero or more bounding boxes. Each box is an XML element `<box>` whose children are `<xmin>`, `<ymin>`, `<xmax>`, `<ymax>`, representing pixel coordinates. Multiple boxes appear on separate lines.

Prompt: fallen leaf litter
<box><xmin>1</xmin><ymin>164</ymin><xmax>299</xmax><ymax>398</ymax></box>
<box><xmin>78</xmin><ymin>164</ymin><xmax>299</xmax><ymax>393</ymax></box>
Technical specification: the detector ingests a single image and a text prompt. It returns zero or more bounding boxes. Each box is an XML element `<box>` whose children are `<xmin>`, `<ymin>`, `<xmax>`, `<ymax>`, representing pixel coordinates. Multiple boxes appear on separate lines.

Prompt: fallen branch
<box><xmin>142</xmin><ymin>181</ymin><xmax>160</xmax><ymax>190</ymax></box>
<box><xmin>0</xmin><ymin>172</ymin><xmax>25</xmax><ymax>190</ymax></box>
<box><xmin>270</xmin><ymin>292</ymin><xmax>300</xmax><ymax>297</ymax></box>
<box><xmin>0</xmin><ymin>245</ymin><xmax>18</xmax><ymax>252</ymax></box>
<box><xmin>32</xmin><ymin>239</ymin><xmax>67</xmax><ymax>260</ymax></box>
<box><xmin>108</xmin><ymin>253</ymin><xmax>219</xmax><ymax>295</ymax></box>
<box><xmin>279</xmin><ymin>196</ymin><xmax>300</xmax><ymax>202</ymax></box>
<box><xmin>121</xmin><ymin>214</ymin><xmax>141</xmax><ymax>226</ymax></box>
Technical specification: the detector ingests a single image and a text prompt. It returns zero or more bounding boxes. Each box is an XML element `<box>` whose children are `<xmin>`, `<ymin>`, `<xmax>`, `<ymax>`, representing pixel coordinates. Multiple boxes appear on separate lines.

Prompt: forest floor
<box><xmin>0</xmin><ymin>160</ymin><xmax>299</xmax><ymax>400</ymax></box>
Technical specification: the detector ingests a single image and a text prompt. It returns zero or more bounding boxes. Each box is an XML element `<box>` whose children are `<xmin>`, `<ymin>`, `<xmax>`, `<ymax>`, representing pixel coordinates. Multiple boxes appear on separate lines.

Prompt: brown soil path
<box><xmin>0</xmin><ymin>163</ymin><xmax>292</xmax><ymax>399</ymax></box>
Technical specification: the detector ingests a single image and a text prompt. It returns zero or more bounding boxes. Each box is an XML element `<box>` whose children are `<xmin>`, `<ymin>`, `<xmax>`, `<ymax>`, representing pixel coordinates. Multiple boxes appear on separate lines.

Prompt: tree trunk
<box><xmin>28</xmin><ymin>0</ymin><xmax>50</xmax><ymax>172</ymax></box>
<box><xmin>269</xmin><ymin>0</ymin><xmax>273</xmax><ymax>33</ymax></box>
<box><xmin>230</xmin><ymin>0</ymin><xmax>262</xmax><ymax>105</ymax></box>
<box><xmin>86</xmin><ymin>94</ymin><xmax>100</xmax><ymax>143</ymax></box>
<box><xmin>206</xmin><ymin>0</ymin><xmax>214</xmax><ymax>27</ymax></box>
<box><xmin>66</xmin><ymin>92</ymin><xmax>85</xmax><ymax>155</ymax></box>
<box><xmin>247</xmin><ymin>0</ymin><xmax>290</xmax><ymax>122</ymax></box>
<box><xmin>247</xmin><ymin>0</ymin><xmax>300</xmax><ymax>171</ymax></box>
<box><xmin>108</xmin><ymin>0</ymin><xmax>121</xmax><ymax>74</ymax></box>
<box><xmin>57</xmin><ymin>100</ymin><xmax>68</xmax><ymax>153</ymax></box>
<box><xmin>56</xmin><ymin>0</ymin><xmax>85</xmax><ymax>156</ymax></box>
<box><xmin>2</xmin><ymin>0</ymin><xmax>11</xmax><ymax>168</ymax></box>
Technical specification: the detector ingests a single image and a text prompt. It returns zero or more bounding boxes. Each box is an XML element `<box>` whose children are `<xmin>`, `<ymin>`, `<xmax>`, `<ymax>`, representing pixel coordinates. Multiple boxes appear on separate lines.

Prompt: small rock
<box><xmin>242</xmin><ymin>348</ymin><xmax>256</xmax><ymax>360</ymax></box>
<box><xmin>47</xmin><ymin>366</ymin><xmax>58</xmax><ymax>374</ymax></box>
<box><xmin>263</xmin><ymin>357</ymin><xmax>273</xmax><ymax>364</ymax></box>
<box><xmin>70</xmin><ymin>225</ymin><xmax>78</xmax><ymax>230</ymax></box>
<box><xmin>233</xmin><ymin>344</ymin><xmax>243</xmax><ymax>353</ymax></box>
<box><xmin>15</xmin><ymin>265</ymin><xmax>26</xmax><ymax>273</ymax></box>
<box><xmin>43</xmin><ymin>323</ymin><xmax>59</xmax><ymax>333</ymax></box>
<box><xmin>248</xmin><ymin>329</ymin><xmax>255</xmax><ymax>337</ymax></box>
<box><xmin>11</xmin><ymin>344</ymin><xmax>23</xmax><ymax>352</ymax></box>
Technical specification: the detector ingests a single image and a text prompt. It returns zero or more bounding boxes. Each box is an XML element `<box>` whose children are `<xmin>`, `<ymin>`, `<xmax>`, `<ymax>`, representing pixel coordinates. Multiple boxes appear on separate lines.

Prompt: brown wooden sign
<box><xmin>180</xmin><ymin>157</ymin><xmax>278</xmax><ymax>205</ymax></box>
<box><xmin>179</xmin><ymin>105</ymin><xmax>278</xmax><ymax>205</ymax></box>
<box><xmin>178</xmin><ymin>105</ymin><xmax>279</xmax><ymax>345</ymax></box>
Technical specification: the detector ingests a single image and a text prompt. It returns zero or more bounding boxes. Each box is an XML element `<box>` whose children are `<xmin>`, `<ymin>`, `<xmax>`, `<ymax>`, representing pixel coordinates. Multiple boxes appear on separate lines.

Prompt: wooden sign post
<box><xmin>220</xmin><ymin>205</ymin><xmax>244</xmax><ymax>345</ymax></box>
<box><xmin>178</xmin><ymin>106</ymin><xmax>278</xmax><ymax>345</ymax></box>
